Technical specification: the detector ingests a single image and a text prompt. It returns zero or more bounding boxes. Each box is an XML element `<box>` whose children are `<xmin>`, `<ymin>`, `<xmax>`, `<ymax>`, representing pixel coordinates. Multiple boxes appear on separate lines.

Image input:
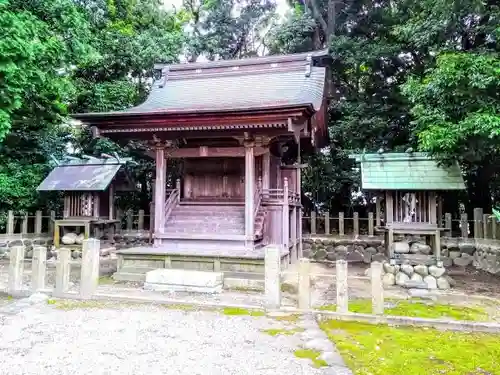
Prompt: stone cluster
<box><xmin>381</xmin><ymin>261</ymin><xmax>453</xmax><ymax>290</ymax></box>
<box><xmin>302</xmin><ymin>237</ymin><xmax>386</xmax><ymax>264</ymax></box>
<box><xmin>0</xmin><ymin>237</ymin><xmax>53</xmax><ymax>260</ymax></box>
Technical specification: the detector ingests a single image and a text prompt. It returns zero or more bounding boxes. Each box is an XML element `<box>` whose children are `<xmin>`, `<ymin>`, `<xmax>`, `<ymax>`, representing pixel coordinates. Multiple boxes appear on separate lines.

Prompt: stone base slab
<box><xmin>144</xmin><ymin>268</ymin><xmax>223</xmax><ymax>294</ymax></box>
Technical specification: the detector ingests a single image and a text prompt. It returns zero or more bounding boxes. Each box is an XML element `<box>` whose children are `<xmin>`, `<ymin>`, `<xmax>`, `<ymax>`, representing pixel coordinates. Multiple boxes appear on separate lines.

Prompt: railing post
<box><xmin>54</xmin><ymin>248</ymin><xmax>71</xmax><ymax>297</ymax></box>
<box><xmin>126</xmin><ymin>210</ymin><xmax>133</xmax><ymax>231</ymax></box>
<box><xmin>32</xmin><ymin>246</ymin><xmax>47</xmax><ymax>292</ymax></box>
<box><xmin>368</xmin><ymin>212</ymin><xmax>374</xmax><ymax>237</ymax></box>
<box><xmin>371</xmin><ymin>261</ymin><xmax>384</xmax><ymax>315</ymax></box>
<box><xmin>48</xmin><ymin>210</ymin><xmax>55</xmax><ymax>235</ymax></box>
<box><xmin>35</xmin><ymin>211</ymin><xmax>43</xmax><ymax>235</ymax></box>
<box><xmin>8</xmin><ymin>245</ymin><xmax>25</xmax><ymax>295</ymax></box>
<box><xmin>264</xmin><ymin>245</ymin><xmax>281</xmax><ymax>309</ymax></box>
<box><xmin>324</xmin><ymin>211</ymin><xmax>330</xmax><ymax>235</ymax></box>
<box><xmin>445</xmin><ymin>213</ymin><xmax>452</xmax><ymax>236</ymax></box>
<box><xmin>339</xmin><ymin>212</ymin><xmax>345</xmax><ymax>236</ymax></box>
<box><xmin>21</xmin><ymin>213</ymin><xmax>28</xmax><ymax>234</ymax></box>
<box><xmin>80</xmin><ymin>239</ymin><xmax>100</xmax><ymax>299</ymax></box>
<box><xmin>311</xmin><ymin>211</ymin><xmax>317</xmax><ymax>235</ymax></box>
<box><xmin>7</xmin><ymin>210</ymin><xmax>14</xmax><ymax>235</ymax></box>
<box><xmin>176</xmin><ymin>178</ymin><xmax>181</xmax><ymax>192</ymax></box>
<box><xmin>492</xmin><ymin>214</ymin><xmax>497</xmax><ymax>240</ymax></box>
<box><xmin>460</xmin><ymin>213</ymin><xmax>468</xmax><ymax>238</ymax></box>
<box><xmin>473</xmin><ymin>208</ymin><xmax>483</xmax><ymax>239</ymax></box>
<box><xmin>353</xmin><ymin>212</ymin><xmax>359</xmax><ymax>237</ymax></box>
<box><xmin>138</xmin><ymin>210</ymin><xmax>145</xmax><ymax>231</ymax></box>
<box><xmin>298</xmin><ymin>258</ymin><xmax>311</xmax><ymax>309</ymax></box>
<box><xmin>483</xmin><ymin>213</ymin><xmax>489</xmax><ymax>239</ymax></box>
<box><xmin>282</xmin><ymin>178</ymin><xmax>289</xmax><ymax>251</ymax></box>
<box><xmin>336</xmin><ymin>259</ymin><xmax>348</xmax><ymax>313</ymax></box>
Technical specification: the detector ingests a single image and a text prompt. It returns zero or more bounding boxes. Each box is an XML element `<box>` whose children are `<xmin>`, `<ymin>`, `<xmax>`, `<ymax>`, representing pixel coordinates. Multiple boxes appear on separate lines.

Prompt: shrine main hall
<box><xmin>74</xmin><ymin>50</ymin><xmax>331</xmax><ymax>281</ymax></box>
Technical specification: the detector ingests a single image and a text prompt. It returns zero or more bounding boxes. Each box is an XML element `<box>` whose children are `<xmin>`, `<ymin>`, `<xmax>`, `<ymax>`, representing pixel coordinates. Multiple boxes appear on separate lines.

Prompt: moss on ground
<box><xmin>98</xmin><ymin>276</ymin><xmax>115</xmax><ymax>284</ymax></box>
<box><xmin>294</xmin><ymin>349</ymin><xmax>328</xmax><ymax>368</ymax></box>
<box><xmin>319</xmin><ymin>319</ymin><xmax>500</xmax><ymax>375</ymax></box>
<box><xmin>46</xmin><ymin>299</ymin><xmax>214</xmax><ymax>312</ymax></box>
<box><xmin>318</xmin><ymin>299</ymin><xmax>490</xmax><ymax>321</ymax></box>
<box><xmin>270</xmin><ymin>313</ymin><xmax>301</xmax><ymax>323</ymax></box>
<box><xmin>222</xmin><ymin>307</ymin><xmax>265</xmax><ymax>316</ymax></box>
<box><xmin>262</xmin><ymin>327</ymin><xmax>305</xmax><ymax>336</ymax></box>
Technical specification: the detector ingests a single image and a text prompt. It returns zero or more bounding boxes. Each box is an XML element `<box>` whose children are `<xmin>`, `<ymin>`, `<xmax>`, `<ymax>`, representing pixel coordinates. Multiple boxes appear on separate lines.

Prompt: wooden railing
<box><xmin>164</xmin><ymin>179</ymin><xmax>181</xmax><ymax>225</ymax></box>
<box><xmin>254</xmin><ymin>178</ymin><xmax>262</xmax><ymax>218</ymax></box>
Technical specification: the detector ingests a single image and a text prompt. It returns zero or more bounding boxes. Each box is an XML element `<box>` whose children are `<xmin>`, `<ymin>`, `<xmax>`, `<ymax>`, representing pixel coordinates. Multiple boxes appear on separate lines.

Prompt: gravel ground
<box><xmin>0</xmin><ymin>299</ymin><xmax>348</xmax><ymax>375</ymax></box>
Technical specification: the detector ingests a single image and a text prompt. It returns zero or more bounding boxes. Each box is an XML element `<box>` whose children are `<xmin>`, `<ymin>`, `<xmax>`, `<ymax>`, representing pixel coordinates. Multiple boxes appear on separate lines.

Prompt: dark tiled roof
<box><xmin>37</xmin><ymin>157</ymin><xmax>132</xmax><ymax>191</ymax></box>
<box><xmin>74</xmin><ymin>50</ymin><xmax>329</xmax><ymax>117</ymax></box>
<box><xmin>351</xmin><ymin>153</ymin><xmax>466</xmax><ymax>191</ymax></box>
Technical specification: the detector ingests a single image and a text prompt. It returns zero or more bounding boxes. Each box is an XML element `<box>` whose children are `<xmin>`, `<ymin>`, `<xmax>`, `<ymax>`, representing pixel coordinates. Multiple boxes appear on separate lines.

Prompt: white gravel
<box><xmin>0</xmin><ymin>302</ymin><xmax>330</xmax><ymax>375</ymax></box>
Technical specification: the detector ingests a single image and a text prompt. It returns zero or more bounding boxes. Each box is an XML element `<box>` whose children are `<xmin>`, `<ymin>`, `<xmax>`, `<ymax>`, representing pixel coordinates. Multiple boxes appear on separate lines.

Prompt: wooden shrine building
<box><xmin>73</xmin><ymin>50</ymin><xmax>331</xmax><ymax>281</ymax></box>
<box><xmin>37</xmin><ymin>155</ymin><xmax>135</xmax><ymax>248</ymax></box>
<box><xmin>351</xmin><ymin>152</ymin><xmax>465</xmax><ymax>262</ymax></box>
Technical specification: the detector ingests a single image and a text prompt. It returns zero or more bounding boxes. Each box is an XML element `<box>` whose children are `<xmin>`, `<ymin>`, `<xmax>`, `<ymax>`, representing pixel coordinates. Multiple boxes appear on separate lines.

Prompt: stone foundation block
<box><xmin>144</xmin><ymin>268</ymin><xmax>223</xmax><ymax>293</ymax></box>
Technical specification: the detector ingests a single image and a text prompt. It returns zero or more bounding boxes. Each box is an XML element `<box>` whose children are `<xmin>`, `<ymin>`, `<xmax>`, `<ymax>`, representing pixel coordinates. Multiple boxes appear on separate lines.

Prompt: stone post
<box><xmin>371</xmin><ymin>261</ymin><xmax>384</xmax><ymax>315</ymax></box>
<box><xmin>368</xmin><ymin>212</ymin><xmax>374</xmax><ymax>237</ymax></box>
<box><xmin>31</xmin><ymin>246</ymin><xmax>47</xmax><ymax>292</ymax></box>
<box><xmin>311</xmin><ymin>211</ymin><xmax>316</xmax><ymax>235</ymax></box>
<box><xmin>298</xmin><ymin>258</ymin><xmax>311</xmax><ymax>310</ymax></box>
<box><xmin>35</xmin><ymin>211</ymin><xmax>43</xmax><ymax>235</ymax></box>
<box><xmin>336</xmin><ymin>259</ymin><xmax>348</xmax><ymax>313</ymax></box>
<box><xmin>80</xmin><ymin>239</ymin><xmax>101</xmax><ymax>299</ymax></box>
<box><xmin>138</xmin><ymin>210</ymin><xmax>145</xmax><ymax>231</ymax></box>
<box><xmin>324</xmin><ymin>211</ymin><xmax>330</xmax><ymax>235</ymax></box>
<box><xmin>264</xmin><ymin>245</ymin><xmax>281</xmax><ymax>309</ymax></box>
<box><xmin>21</xmin><ymin>213</ymin><xmax>28</xmax><ymax>234</ymax></box>
<box><xmin>483</xmin><ymin>213</ymin><xmax>489</xmax><ymax>239</ymax></box>
<box><xmin>460</xmin><ymin>213</ymin><xmax>468</xmax><ymax>238</ymax></box>
<box><xmin>8</xmin><ymin>245</ymin><xmax>25</xmax><ymax>295</ymax></box>
<box><xmin>48</xmin><ymin>210</ymin><xmax>55</xmax><ymax>235</ymax></box>
<box><xmin>126</xmin><ymin>210</ymin><xmax>133</xmax><ymax>231</ymax></box>
<box><xmin>338</xmin><ymin>212</ymin><xmax>344</xmax><ymax>236</ymax></box>
<box><xmin>445</xmin><ymin>213</ymin><xmax>452</xmax><ymax>237</ymax></box>
<box><xmin>473</xmin><ymin>208</ymin><xmax>483</xmax><ymax>239</ymax></box>
<box><xmin>54</xmin><ymin>248</ymin><xmax>71</xmax><ymax>296</ymax></box>
<box><xmin>353</xmin><ymin>212</ymin><xmax>359</xmax><ymax>237</ymax></box>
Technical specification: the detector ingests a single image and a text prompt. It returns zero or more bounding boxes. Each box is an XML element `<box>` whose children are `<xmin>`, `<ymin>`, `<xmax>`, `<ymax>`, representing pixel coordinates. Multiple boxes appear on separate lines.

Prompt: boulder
<box><xmin>346</xmin><ymin>250</ymin><xmax>364</xmax><ymax>263</ymax></box>
<box><xmin>364</xmin><ymin>247</ymin><xmax>377</xmax><ymax>254</ymax></box>
<box><xmin>400</xmin><ymin>264</ymin><xmax>414</xmax><ymax>277</ymax></box>
<box><xmin>413</xmin><ymin>264</ymin><xmax>429</xmax><ymax>276</ymax></box>
<box><xmin>383</xmin><ymin>262</ymin><xmax>397</xmax><ymax>274</ymax></box>
<box><xmin>437</xmin><ymin>277</ymin><xmax>451</xmax><ymax>290</ymax></box>
<box><xmin>382</xmin><ymin>273</ymin><xmax>396</xmax><ymax>287</ymax></box>
<box><xmin>395</xmin><ymin>272</ymin><xmax>410</xmax><ymax>286</ymax></box>
<box><xmin>71</xmin><ymin>250</ymin><xmax>81</xmax><ymax>259</ymax></box>
<box><xmin>313</xmin><ymin>248</ymin><xmax>327</xmax><ymax>260</ymax></box>
<box><xmin>334</xmin><ymin>245</ymin><xmax>348</xmax><ymax>255</ymax></box>
<box><xmin>61</xmin><ymin>233</ymin><xmax>78</xmax><ymax>245</ymax></box>
<box><xmin>75</xmin><ymin>233</ymin><xmax>85</xmax><ymax>245</ymax></box>
<box><xmin>410</xmin><ymin>242</ymin><xmax>432</xmax><ymax>255</ymax></box>
<box><xmin>392</xmin><ymin>241</ymin><xmax>410</xmax><ymax>254</ymax></box>
<box><xmin>428</xmin><ymin>265</ymin><xmax>446</xmax><ymax>278</ymax></box>
<box><xmin>449</xmin><ymin>251</ymin><xmax>461</xmax><ymax>260</ymax></box>
<box><xmin>453</xmin><ymin>254</ymin><xmax>473</xmax><ymax>267</ymax></box>
<box><xmin>408</xmin><ymin>288</ymin><xmax>436</xmax><ymax>299</ymax></box>
<box><xmin>445</xmin><ymin>275</ymin><xmax>457</xmax><ymax>287</ymax></box>
<box><xmin>325</xmin><ymin>252</ymin><xmax>337</xmax><ymax>261</ymax></box>
<box><xmin>423</xmin><ymin>275</ymin><xmax>438</xmax><ymax>289</ymax></box>
<box><xmin>441</xmin><ymin>257</ymin><xmax>453</xmax><ymax>268</ymax></box>
<box><xmin>459</xmin><ymin>243</ymin><xmax>476</xmax><ymax>255</ymax></box>
<box><xmin>372</xmin><ymin>253</ymin><xmax>387</xmax><ymax>263</ymax></box>
<box><xmin>362</xmin><ymin>250</ymin><xmax>372</xmax><ymax>264</ymax></box>
<box><xmin>410</xmin><ymin>273</ymin><xmax>423</xmax><ymax>283</ymax></box>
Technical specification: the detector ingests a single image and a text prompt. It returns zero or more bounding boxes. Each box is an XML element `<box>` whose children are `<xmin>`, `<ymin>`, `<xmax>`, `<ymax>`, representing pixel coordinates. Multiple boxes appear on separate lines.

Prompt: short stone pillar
<box><xmin>80</xmin><ymin>238</ymin><xmax>101</xmax><ymax>299</ymax></box>
<box><xmin>8</xmin><ymin>245</ymin><xmax>25</xmax><ymax>295</ymax></box>
<box><xmin>31</xmin><ymin>246</ymin><xmax>47</xmax><ymax>292</ymax></box>
<box><xmin>264</xmin><ymin>245</ymin><xmax>281</xmax><ymax>309</ymax></box>
<box><xmin>298</xmin><ymin>258</ymin><xmax>311</xmax><ymax>309</ymax></box>
<box><xmin>54</xmin><ymin>247</ymin><xmax>71</xmax><ymax>297</ymax></box>
<box><xmin>336</xmin><ymin>259</ymin><xmax>349</xmax><ymax>313</ymax></box>
<box><xmin>370</xmin><ymin>261</ymin><xmax>384</xmax><ymax>315</ymax></box>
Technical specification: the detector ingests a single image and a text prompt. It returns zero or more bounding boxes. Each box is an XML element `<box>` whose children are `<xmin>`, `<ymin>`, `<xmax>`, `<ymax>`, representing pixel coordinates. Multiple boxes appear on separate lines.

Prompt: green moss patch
<box><xmin>222</xmin><ymin>307</ymin><xmax>265</xmax><ymax>316</ymax></box>
<box><xmin>281</xmin><ymin>283</ymin><xmax>298</xmax><ymax>294</ymax></box>
<box><xmin>46</xmin><ymin>299</ymin><xmax>214</xmax><ymax>312</ymax></box>
<box><xmin>98</xmin><ymin>276</ymin><xmax>115</xmax><ymax>284</ymax></box>
<box><xmin>319</xmin><ymin>319</ymin><xmax>500</xmax><ymax>375</ymax></box>
<box><xmin>270</xmin><ymin>313</ymin><xmax>302</xmax><ymax>323</ymax></box>
<box><xmin>262</xmin><ymin>327</ymin><xmax>305</xmax><ymax>336</ymax></box>
<box><xmin>319</xmin><ymin>299</ymin><xmax>490</xmax><ymax>321</ymax></box>
<box><xmin>294</xmin><ymin>349</ymin><xmax>328</xmax><ymax>368</ymax></box>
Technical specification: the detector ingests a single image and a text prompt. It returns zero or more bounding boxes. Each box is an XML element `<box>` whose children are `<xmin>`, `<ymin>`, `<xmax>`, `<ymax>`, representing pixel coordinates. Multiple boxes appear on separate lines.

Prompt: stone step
<box><xmin>144</xmin><ymin>268</ymin><xmax>224</xmax><ymax>293</ymax></box>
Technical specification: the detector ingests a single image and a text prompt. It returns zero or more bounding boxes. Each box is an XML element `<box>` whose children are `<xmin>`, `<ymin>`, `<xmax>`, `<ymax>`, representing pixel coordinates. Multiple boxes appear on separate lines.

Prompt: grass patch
<box><xmin>319</xmin><ymin>319</ymin><xmax>500</xmax><ymax>375</ymax></box>
<box><xmin>262</xmin><ymin>327</ymin><xmax>305</xmax><ymax>336</ymax></box>
<box><xmin>270</xmin><ymin>313</ymin><xmax>302</xmax><ymax>323</ymax></box>
<box><xmin>46</xmin><ymin>299</ymin><xmax>213</xmax><ymax>312</ymax></box>
<box><xmin>294</xmin><ymin>349</ymin><xmax>328</xmax><ymax>368</ymax></box>
<box><xmin>222</xmin><ymin>307</ymin><xmax>265</xmax><ymax>316</ymax></box>
<box><xmin>98</xmin><ymin>276</ymin><xmax>115</xmax><ymax>284</ymax></box>
<box><xmin>318</xmin><ymin>299</ymin><xmax>490</xmax><ymax>321</ymax></box>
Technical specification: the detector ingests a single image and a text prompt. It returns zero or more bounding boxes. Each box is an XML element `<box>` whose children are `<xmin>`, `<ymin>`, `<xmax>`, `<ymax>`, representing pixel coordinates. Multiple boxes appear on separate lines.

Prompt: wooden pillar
<box><xmin>282</xmin><ymin>178</ymin><xmax>290</xmax><ymax>252</ymax></box>
<box><xmin>375</xmin><ymin>195</ymin><xmax>381</xmax><ymax>227</ymax></box>
<box><xmin>108</xmin><ymin>184</ymin><xmax>114</xmax><ymax>220</ymax></box>
<box><xmin>262</xmin><ymin>149</ymin><xmax>270</xmax><ymax>191</ymax></box>
<box><xmin>244</xmin><ymin>140</ymin><xmax>255</xmax><ymax>240</ymax></box>
<box><xmin>154</xmin><ymin>144</ymin><xmax>166</xmax><ymax>235</ymax></box>
<box><xmin>291</xmin><ymin>205</ymin><xmax>297</xmax><ymax>262</ymax></box>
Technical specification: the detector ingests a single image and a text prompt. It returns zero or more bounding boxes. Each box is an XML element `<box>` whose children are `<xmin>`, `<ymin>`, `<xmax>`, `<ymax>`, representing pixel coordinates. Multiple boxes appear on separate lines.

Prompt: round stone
<box><xmin>400</xmin><ymin>264</ymin><xmax>414</xmax><ymax>277</ymax></box>
<box><xmin>410</xmin><ymin>273</ymin><xmax>423</xmax><ymax>283</ymax></box>
<box><xmin>382</xmin><ymin>273</ymin><xmax>396</xmax><ymax>287</ymax></box>
<box><xmin>428</xmin><ymin>265</ymin><xmax>446</xmax><ymax>278</ymax></box>
<box><xmin>424</xmin><ymin>275</ymin><xmax>438</xmax><ymax>289</ymax></box>
<box><xmin>437</xmin><ymin>276</ymin><xmax>451</xmax><ymax>290</ymax></box>
<box><xmin>410</xmin><ymin>242</ymin><xmax>432</xmax><ymax>255</ymax></box>
<box><xmin>395</xmin><ymin>272</ymin><xmax>410</xmax><ymax>286</ymax></box>
<box><xmin>414</xmin><ymin>264</ymin><xmax>429</xmax><ymax>276</ymax></box>
<box><xmin>392</xmin><ymin>242</ymin><xmax>410</xmax><ymax>254</ymax></box>
<box><xmin>61</xmin><ymin>233</ymin><xmax>78</xmax><ymax>245</ymax></box>
<box><xmin>383</xmin><ymin>262</ymin><xmax>397</xmax><ymax>274</ymax></box>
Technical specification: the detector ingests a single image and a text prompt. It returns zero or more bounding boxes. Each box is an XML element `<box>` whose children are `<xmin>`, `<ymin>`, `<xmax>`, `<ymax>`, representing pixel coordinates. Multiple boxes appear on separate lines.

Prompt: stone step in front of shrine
<box><xmin>144</xmin><ymin>268</ymin><xmax>224</xmax><ymax>293</ymax></box>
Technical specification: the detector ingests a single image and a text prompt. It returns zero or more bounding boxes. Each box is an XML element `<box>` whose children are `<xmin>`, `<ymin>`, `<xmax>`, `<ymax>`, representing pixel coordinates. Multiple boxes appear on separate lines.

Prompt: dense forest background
<box><xmin>1</xmin><ymin>0</ymin><xmax>499</xmax><ymax>219</ymax></box>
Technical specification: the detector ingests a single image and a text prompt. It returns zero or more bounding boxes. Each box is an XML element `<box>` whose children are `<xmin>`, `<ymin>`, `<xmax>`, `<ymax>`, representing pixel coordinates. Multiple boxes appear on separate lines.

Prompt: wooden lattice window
<box><xmin>392</xmin><ymin>191</ymin><xmax>435</xmax><ymax>223</ymax></box>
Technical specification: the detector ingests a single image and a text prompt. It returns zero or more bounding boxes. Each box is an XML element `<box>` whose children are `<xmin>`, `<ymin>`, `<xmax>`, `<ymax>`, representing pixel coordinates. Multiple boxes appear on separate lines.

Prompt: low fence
<box><xmin>303</xmin><ymin>208</ymin><xmax>500</xmax><ymax>239</ymax></box>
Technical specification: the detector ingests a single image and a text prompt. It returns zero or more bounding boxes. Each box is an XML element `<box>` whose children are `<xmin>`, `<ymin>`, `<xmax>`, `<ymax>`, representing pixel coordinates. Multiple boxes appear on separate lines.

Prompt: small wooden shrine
<box><xmin>72</xmin><ymin>50</ymin><xmax>331</xmax><ymax>281</ymax></box>
<box><xmin>352</xmin><ymin>152</ymin><xmax>466</xmax><ymax>261</ymax></box>
<box><xmin>37</xmin><ymin>154</ymin><xmax>135</xmax><ymax>247</ymax></box>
